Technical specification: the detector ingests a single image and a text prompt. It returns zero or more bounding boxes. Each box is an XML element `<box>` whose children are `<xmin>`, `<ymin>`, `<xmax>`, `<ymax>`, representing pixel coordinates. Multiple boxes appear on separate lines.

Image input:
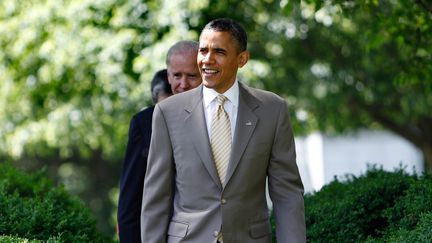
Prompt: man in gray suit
<box><xmin>141</xmin><ymin>18</ymin><xmax>306</xmax><ymax>243</ymax></box>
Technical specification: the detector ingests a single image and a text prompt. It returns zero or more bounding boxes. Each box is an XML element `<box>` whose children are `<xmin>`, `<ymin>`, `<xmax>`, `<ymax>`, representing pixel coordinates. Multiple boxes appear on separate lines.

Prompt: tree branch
<box><xmin>416</xmin><ymin>0</ymin><xmax>432</xmax><ymax>14</ymax></box>
<box><xmin>349</xmin><ymin>97</ymin><xmax>424</xmax><ymax>148</ymax></box>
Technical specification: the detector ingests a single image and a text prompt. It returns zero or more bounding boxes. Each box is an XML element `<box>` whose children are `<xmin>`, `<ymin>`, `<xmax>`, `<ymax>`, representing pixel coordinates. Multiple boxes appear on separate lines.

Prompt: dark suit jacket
<box><xmin>118</xmin><ymin>106</ymin><xmax>154</xmax><ymax>243</ymax></box>
<box><xmin>141</xmin><ymin>83</ymin><xmax>305</xmax><ymax>243</ymax></box>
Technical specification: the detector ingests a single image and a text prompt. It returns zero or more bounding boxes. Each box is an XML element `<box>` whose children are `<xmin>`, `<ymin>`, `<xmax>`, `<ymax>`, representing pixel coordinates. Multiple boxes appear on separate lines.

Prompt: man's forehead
<box><xmin>170</xmin><ymin>51</ymin><xmax>195</xmax><ymax>59</ymax></box>
<box><xmin>199</xmin><ymin>31</ymin><xmax>237</xmax><ymax>49</ymax></box>
<box><xmin>168</xmin><ymin>64</ymin><xmax>198</xmax><ymax>73</ymax></box>
<box><xmin>198</xmin><ymin>39</ymin><xmax>227</xmax><ymax>49</ymax></box>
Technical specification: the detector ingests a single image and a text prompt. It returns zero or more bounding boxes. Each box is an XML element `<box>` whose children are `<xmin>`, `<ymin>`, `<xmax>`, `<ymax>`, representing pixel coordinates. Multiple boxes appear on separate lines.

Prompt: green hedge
<box><xmin>0</xmin><ymin>162</ymin><xmax>108</xmax><ymax>242</ymax></box>
<box><xmin>385</xmin><ymin>212</ymin><xmax>432</xmax><ymax>242</ymax></box>
<box><xmin>304</xmin><ymin>166</ymin><xmax>432</xmax><ymax>242</ymax></box>
<box><xmin>0</xmin><ymin>235</ymin><xmax>59</xmax><ymax>243</ymax></box>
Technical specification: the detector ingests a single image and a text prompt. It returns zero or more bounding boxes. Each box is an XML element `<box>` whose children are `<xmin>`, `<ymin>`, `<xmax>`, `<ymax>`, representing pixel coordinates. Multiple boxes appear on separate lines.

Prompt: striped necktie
<box><xmin>211</xmin><ymin>94</ymin><xmax>232</xmax><ymax>185</ymax></box>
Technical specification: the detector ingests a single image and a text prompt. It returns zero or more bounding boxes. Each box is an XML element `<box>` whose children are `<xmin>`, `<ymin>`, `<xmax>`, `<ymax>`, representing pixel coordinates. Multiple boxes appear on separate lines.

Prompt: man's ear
<box><xmin>238</xmin><ymin>51</ymin><xmax>249</xmax><ymax>68</ymax></box>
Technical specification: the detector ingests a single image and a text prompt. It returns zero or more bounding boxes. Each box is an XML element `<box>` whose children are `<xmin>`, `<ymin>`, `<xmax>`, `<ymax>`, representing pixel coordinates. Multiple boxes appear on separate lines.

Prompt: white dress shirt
<box><xmin>203</xmin><ymin>80</ymin><xmax>239</xmax><ymax>141</ymax></box>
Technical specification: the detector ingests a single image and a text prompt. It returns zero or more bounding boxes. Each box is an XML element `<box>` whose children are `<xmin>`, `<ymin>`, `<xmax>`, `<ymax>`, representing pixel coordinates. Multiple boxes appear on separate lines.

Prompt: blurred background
<box><xmin>1</xmin><ymin>0</ymin><xmax>431</xmax><ymax>239</ymax></box>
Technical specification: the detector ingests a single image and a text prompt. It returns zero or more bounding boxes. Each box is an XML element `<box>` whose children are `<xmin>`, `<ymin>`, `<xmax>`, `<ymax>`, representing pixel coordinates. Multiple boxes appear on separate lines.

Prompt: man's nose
<box><xmin>179</xmin><ymin>77</ymin><xmax>190</xmax><ymax>88</ymax></box>
<box><xmin>202</xmin><ymin>52</ymin><xmax>214</xmax><ymax>63</ymax></box>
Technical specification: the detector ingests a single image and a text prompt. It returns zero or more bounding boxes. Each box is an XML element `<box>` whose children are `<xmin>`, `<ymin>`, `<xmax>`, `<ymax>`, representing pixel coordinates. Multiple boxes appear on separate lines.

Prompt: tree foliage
<box><xmin>0</xmin><ymin>0</ymin><xmax>202</xmax><ymax>160</ymax></box>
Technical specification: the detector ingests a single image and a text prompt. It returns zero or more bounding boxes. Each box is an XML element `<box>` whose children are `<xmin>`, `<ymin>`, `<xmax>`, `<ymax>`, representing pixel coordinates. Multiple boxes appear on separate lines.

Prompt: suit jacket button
<box><xmin>221</xmin><ymin>199</ymin><xmax>227</xmax><ymax>204</ymax></box>
<box><xmin>213</xmin><ymin>231</ymin><xmax>219</xmax><ymax>237</ymax></box>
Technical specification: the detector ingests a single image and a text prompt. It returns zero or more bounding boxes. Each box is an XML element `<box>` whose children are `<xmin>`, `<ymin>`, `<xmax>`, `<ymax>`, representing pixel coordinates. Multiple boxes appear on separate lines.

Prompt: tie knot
<box><xmin>216</xmin><ymin>94</ymin><xmax>228</xmax><ymax>106</ymax></box>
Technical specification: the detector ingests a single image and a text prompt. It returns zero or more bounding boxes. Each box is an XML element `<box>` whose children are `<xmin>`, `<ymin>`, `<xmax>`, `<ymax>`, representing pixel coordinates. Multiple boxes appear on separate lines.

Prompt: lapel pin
<box><xmin>245</xmin><ymin>121</ymin><xmax>252</xmax><ymax>126</ymax></box>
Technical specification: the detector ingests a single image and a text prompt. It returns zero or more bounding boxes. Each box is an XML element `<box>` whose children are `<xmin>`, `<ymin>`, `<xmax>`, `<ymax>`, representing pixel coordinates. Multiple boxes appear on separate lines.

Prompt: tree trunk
<box><xmin>422</xmin><ymin>145</ymin><xmax>432</xmax><ymax>173</ymax></box>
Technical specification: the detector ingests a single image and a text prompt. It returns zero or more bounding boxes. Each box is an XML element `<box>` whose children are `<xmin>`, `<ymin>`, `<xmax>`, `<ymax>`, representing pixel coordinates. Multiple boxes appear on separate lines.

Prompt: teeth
<box><xmin>204</xmin><ymin>69</ymin><xmax>218</xmax><ymax>74</ymax></box>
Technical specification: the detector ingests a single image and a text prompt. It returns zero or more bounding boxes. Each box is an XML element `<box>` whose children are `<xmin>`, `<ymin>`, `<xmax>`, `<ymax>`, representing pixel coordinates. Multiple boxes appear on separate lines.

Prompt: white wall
<box><xmin>295</xmin><ymin>129</ymin><xmax>424</xmax><ymax>193</ymax></box>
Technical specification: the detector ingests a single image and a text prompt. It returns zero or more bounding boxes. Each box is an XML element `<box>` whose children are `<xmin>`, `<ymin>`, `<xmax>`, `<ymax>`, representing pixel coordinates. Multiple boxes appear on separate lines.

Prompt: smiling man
<box><xmin>141</xmin><ymin>18</ymin><xmax>306</xmax><ymax>243</ymax></box>
<box><xmin>166</xmin><ymin>41</ymin><xmax>202</xmax><ymax>94</ymax></box>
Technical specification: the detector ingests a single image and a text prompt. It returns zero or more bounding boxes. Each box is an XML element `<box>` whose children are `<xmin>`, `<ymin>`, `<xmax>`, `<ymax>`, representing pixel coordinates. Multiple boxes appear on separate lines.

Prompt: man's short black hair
<box><xmin>202</xmin><ymin>18</ymin><xmax>247</xmax><ymax>53</ymax></box>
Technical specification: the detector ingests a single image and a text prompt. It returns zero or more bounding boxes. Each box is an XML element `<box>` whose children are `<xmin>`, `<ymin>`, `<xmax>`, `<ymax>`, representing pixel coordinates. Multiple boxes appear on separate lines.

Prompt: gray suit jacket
<box><xmin>141</xmin><ymin>82</ymin><xmax>305</xmax><ymax>243</ymax></box>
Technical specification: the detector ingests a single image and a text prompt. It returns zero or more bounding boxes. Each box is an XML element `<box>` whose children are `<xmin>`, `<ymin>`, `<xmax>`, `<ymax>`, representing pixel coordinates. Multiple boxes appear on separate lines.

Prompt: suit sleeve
<box><xmin>141</xmin><ymin>104</ymin><xmax>174</xmax><ymax>243</ymax></box>
<box><xmin>118</xmin><ymin>114</ymin><xmax>150</xmax><ymax>243</ymax></box>
<box><xmin>268</xmin><ymin>100</ymin><xmax>306</xmax><ymax>243</ymax></box>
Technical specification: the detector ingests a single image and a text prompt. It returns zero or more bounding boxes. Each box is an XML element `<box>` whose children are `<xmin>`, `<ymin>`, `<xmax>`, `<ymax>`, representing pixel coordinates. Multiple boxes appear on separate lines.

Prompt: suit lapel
<box><xmin>224</xmin><ymin>83</ymin><xmax>259</xmax><ymax>187</ymax></box>
<box><xmin>184</xmin><ymin>86</ymin><xmax>223</xmax><ymax>189</ymax></box>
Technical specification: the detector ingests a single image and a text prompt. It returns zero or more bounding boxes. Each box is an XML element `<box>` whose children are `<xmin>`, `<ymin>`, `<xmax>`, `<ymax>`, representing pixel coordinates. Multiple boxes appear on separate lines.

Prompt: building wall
<box><xmin>295</xmin><ymin>129</ymin><xmax>424</xmax><ymax>193</ymax></box>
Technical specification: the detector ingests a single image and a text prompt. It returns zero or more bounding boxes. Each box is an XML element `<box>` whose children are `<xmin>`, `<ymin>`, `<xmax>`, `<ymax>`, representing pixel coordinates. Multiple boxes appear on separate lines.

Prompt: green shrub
<box><xmin>385</xmin><ymin>174</ymin><xmax>432</xmax><ymax>230</ymax></box>
<box><xmin>385</xmin><ymin>212</ymin><xmax>432</xmax><ymax>242</ymax></box>
<box><xmin>376</xmin><ymin>173</ymin><xmax>432</xmax><ymax>242</ymax></box>
<box><xmin>305</xmin><ymin>166</ymin><xmax>415</xmax><ymax>242</ymax></box>
<box><xmin>0</xmin><ymin>235</ymin><xmax>38</xmax><ymax>243</ymax></box>
<box><xmin>301</xmin><ymin>166</ymin><xmax>432</xmax><ymax>242</ymax></box>
<box><xmin>0</xmin><ymin>235</ymin><xmax>60</xmax><ymax>243</ymax></box>
<box><xmin>0</xmin><ymin>162</ymin><xmax>108</xmax><ymax>242</ymax></box>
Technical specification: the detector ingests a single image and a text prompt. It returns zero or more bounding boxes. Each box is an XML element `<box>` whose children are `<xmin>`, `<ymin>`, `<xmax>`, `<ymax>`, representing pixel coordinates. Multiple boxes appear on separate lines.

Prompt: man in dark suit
<box><xmin>141</xmin><ymin>18</ymin><xmax>305</xmax><ymax>243</ymax></box>
<box><xmin>117</xmin><ymin>69</ymin><xmax>172</xmax><ymax>242</ymax></box>
<box><xmin>118</xmin><ymin>41</ymin><xmax>202</xmax><ymax>243</ymax></box>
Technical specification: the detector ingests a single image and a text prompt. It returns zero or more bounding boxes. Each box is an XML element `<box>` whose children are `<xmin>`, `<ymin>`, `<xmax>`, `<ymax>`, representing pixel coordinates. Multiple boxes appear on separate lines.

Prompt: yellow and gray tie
<box><xmin>211</xmin><ymin>94</ymin><xmax>232</xmax><ymax>185</ymax></box>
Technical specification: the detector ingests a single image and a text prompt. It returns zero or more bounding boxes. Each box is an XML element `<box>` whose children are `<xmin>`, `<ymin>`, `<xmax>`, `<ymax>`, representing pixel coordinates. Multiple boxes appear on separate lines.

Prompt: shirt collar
<box><xmin>203</xmin><ymin>80</ymin><xmax>239</xmax><ymax>108</ymax></box>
